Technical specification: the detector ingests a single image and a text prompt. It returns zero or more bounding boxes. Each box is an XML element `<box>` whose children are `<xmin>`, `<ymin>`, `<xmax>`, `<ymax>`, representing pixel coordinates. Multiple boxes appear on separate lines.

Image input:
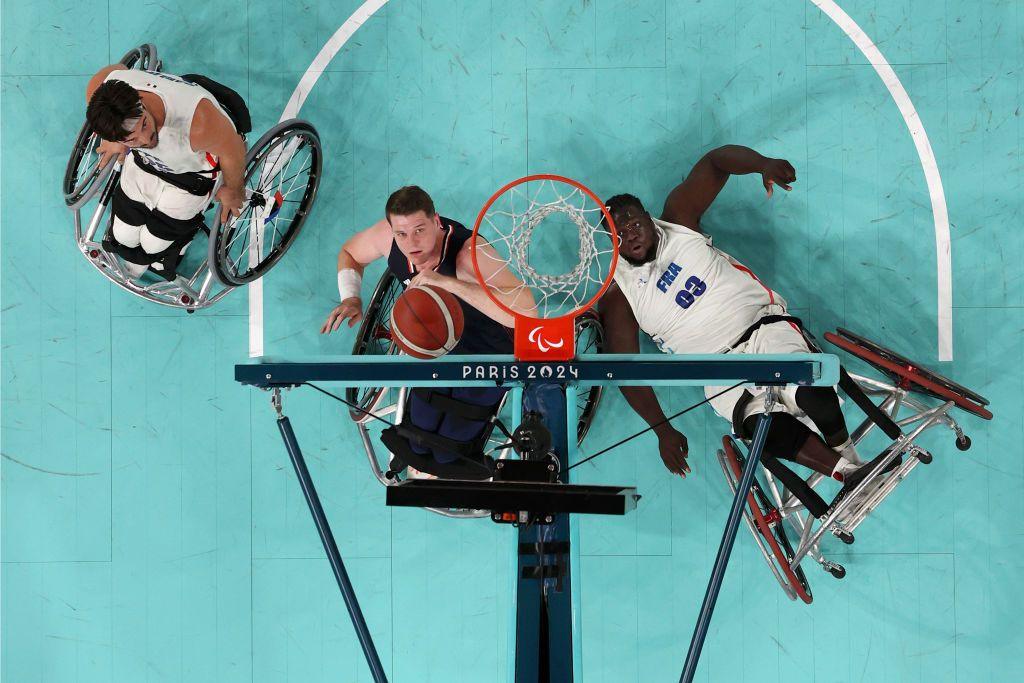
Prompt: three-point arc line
<box><xmin>248</xmin><ymin>0</ymin><xmax>954</xmax><ymax>362</ymax></box>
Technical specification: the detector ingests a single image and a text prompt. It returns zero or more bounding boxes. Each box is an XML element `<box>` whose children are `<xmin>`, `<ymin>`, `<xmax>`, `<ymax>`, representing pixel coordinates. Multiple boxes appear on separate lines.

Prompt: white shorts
<box><xmin>111</xmin><ymin>153</ymin><xmax>214</xmax><ymax>254</ymax></box>
<box><xmin>705</xmin><ymin>311</ymin><xmax>817</xmax><ymax>431</ymax></box>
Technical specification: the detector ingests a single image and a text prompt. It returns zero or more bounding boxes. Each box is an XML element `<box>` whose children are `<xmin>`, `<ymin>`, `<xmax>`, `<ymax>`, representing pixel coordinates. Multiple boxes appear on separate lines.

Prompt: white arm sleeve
<box><xmin>337</xmin><ymin>269</ymin><xmax>362</xmax><ymax>302</ymax></box>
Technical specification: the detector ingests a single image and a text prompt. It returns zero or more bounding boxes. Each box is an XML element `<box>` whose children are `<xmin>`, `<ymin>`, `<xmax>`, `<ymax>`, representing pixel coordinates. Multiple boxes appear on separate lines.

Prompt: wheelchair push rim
<box><xmin>347</xmin><ymin>271</ymin><xmax>403</xmax><ymax>422</ymax></box>
<box><xmin>825</xmin><ymin>329</ymin><xmax>991</xmax><ymax>420</ymax></box>
<box><xmin>720</xmin><ymin>436</ymin><xmax>813</xmax><ymax>604</ymax></box>
<box><xmin>210</xmin><ymin>119</ymin><xmax>322</xmax><ymax>286</ymax></box>
<box><xmin>63</xmin><ymin>43</ymin><xmax>160</xmax><ymax>209</ymax></box>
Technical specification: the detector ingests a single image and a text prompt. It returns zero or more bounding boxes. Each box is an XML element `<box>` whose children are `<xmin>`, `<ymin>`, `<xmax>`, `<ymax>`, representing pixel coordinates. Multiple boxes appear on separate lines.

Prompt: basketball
<box><xmin>390</xmin><ymin>285</ymin><xmax>464</xmax><ymax>358</ymax></box>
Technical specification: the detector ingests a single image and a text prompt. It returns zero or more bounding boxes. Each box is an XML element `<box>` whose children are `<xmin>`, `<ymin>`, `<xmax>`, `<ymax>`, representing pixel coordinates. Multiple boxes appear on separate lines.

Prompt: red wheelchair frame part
<box><xmin>721</xmin><ymin>436</ymin><xmax>813</xmax><ymax>604</ymax></box>
<box><xmin>823</xmin><ymin>332</ymin><xmax>993</xmax><ymax>420</ymax></box>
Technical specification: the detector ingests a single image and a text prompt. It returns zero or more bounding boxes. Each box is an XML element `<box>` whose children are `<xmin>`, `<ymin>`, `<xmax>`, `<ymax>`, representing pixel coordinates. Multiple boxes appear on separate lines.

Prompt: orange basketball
<box><xmin>390</xmin><ymin>285</ymin><xmax>465</xmax><ymax>358</ymax></box>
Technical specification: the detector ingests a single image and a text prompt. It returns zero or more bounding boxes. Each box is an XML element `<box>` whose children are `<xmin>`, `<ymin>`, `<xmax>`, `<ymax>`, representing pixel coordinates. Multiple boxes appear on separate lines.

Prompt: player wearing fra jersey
<box><xmin>600</xmin><ymin>145</ymin><xmax>896</xmax><ymax>514</ymax></box>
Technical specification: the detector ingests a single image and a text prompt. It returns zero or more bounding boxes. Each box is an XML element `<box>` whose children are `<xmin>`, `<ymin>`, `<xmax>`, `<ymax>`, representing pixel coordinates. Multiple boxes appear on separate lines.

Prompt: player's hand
<box><xmin>320</xmin><ymin>297</ymin><xmax>363</xmax><ymax>333</ymax></box>
<box><xmin>217</xmin><ymin>186</ymin><xmax>245</xmax><ymax>224</ymax></box>
<box><xmin>654</xmin><ymin>424</ymin><xmax>690</xmax><ymax>477</ymax></box>
<box><xmin>97</xmin><ymin>139</ymin><xmax>128</xmax><ymax>168</ymax></box>
<box><xmin>761</xmin><ymin>158</ymin><xmax>796</xmax><ymax>198</ymax></box>
<box><xmin>408</xmin><ymin>269</ymin><xmax>446</xmax><ymax>290</ymax></box>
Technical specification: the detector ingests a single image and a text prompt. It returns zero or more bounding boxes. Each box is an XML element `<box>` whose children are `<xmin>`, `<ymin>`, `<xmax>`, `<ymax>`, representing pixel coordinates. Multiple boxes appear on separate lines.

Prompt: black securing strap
<box><xmin>729</xmin><ymin>315</ymin><xmax>805</xmax><ymax>350</ymax></box>
<box><xmin>838</xmin><ymin>367</ymin><xmax>903</xmax><ymax>440</ymax></box>
<box><xmin>380</xmin><ymin>426</ymin><xmax>495</xmax><ymax>481</ymax></box>
<box><xmin>132</xmin><ymin>151</ymin><xmax>216</xmax><ymax>197</ymax></box>
<box><xmin>411</xmin><ymin>388</ymin><xmax>501</xmax><ymax>422</ymax></box>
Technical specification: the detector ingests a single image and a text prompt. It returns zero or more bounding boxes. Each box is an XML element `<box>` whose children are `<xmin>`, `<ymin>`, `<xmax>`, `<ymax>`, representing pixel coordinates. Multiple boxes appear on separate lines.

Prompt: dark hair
<box><xmin>602</xmin><ymin>193</ymin><xmax>646</xmax><ymax>229</ymax></box>
<box><xmin>385</xmin><ymin>185</ymin><xmax>436</xmax><ymax>222</ymax></box>
<box><xmin>86</xmin><ymin>80</ymin><xmax>143</xmax><ymax>142</ymax></box>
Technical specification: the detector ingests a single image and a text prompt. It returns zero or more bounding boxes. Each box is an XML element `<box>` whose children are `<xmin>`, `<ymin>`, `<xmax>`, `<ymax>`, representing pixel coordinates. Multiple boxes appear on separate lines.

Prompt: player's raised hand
<box><xmin>761</xmin><ymin>158</ymin><xmax>796</xmax><ymax>198</ymax></box>
<box><xmin>654</xmin><ymin>424</ymin><xmax>691</xmax><ymax>477</ymax></box>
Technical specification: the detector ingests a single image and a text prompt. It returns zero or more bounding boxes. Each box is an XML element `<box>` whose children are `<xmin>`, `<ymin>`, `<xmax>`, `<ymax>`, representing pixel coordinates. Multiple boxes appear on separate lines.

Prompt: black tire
<box><xmin>346</xmin><ymin>271</ymin><xmax>403</xmax><ymax>420</ymax></box>
<box><xmin>64</xmin><ymin>43</ymin><xmax>159</xmax><ymax>208</ymax></box>
<box><xmin>956</xmin><ymin>435</ymin><xmax>971</xmax><ymax>451</ymax></box>
<box><xmin>829</xmin><ymin>564</ymin><xmax>846</xmax><ymax>580</ymax></box>
<box><xmin>210</xmin><ymin>119</ymin><xmax>322</xmax><ymax>286</ymax></box>
<box><xmin>835</xmin><ymin>327</ymin><xmax>989</xmax><ymax>406</ymax></box>
<box><xmin>574</xmin><ymin>310</ymin><xmax>604</xmax><ymax>445</ymax></box>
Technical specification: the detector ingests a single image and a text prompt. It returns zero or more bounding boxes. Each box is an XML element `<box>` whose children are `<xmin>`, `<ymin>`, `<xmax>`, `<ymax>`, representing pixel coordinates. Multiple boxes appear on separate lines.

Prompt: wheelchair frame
<box><xmin>66</xmin><ymin>43</ymin><xmax>322</xmax><ymax>312</ymax></box>
<box><xmin>717</xmin><ymin>327</ymin><xmax>992</xmax><ymax>603</ymax></box>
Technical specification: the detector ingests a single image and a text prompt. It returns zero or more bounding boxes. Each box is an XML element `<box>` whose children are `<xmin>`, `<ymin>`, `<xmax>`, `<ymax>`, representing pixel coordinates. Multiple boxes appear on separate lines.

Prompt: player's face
<box><xmin>615</xmin><ymin>205</ymin><xmax>657</xmax><ymax>265</ymax></box>
<box><xmin>122</xmin><ymin>109</ymin><xmax>158</xmax><ymax>149</ymax></box>
<box><xmin>390</xmin><ymin>211</ymin><xmax>443</xmax><ymax>266</ymax></box>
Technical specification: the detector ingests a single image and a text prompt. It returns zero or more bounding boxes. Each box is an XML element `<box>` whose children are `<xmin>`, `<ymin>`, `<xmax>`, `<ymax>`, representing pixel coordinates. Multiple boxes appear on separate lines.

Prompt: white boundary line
<box><xmin>248</xmin><ymin>0</ymin><xmax>391</xmax><ymax>357</ymax></box>
<box><xmin>250</xmin><ymin>0</ymin><xmax>954</xmax><ymax>361</ymax></box>
<box><xmin>810</xmin><ymin>0</ymin><xmax>952</xmax><ymax>359</ymax></box>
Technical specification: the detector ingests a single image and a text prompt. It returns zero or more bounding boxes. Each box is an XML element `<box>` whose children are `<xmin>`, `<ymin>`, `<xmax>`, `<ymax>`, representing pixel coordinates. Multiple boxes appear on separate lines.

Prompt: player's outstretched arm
<box><xmin>321</xmin><ymin>220</ymin><xmax>391</xmax><ymax>334</ymax></box>
<box><xmin>660</xmin><ymin>145</ymin><xmax>797</xmax><ymax>232</ymax></box>
<box><xmin>599</xmin><ymin>284</ymin><xmax>691</xmax><ymax>477</ymax></box>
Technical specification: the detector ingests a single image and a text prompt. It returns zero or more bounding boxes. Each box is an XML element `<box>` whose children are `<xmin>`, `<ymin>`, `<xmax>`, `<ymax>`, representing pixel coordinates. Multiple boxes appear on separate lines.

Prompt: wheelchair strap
<box><xmin>759</xmin><ymin>454</ymin><xmax>829</xmax><ymax>519</ymax></box>
<box><xmin>728</xmin><ymin>315</ymin><xmax>804</xmax><ymax>351</ymax></box>
<box><xmin>838</xmin><ymin>367</ymin><xmax>903</xmax><ymax>440</ymax></box>
<box><xmin>132</xmin><ymin>151</ymin><xmax>217</xmax><ymax>197</ymax></box>
<box><xmin>381</xmin><ymin>425</ymin><xmax>495</xmax><ymax>481</ymax></box>
<box><xmin>411</xmin><ymin>388</ymin><xmax>502</xmax><ymax>422</ymax></box>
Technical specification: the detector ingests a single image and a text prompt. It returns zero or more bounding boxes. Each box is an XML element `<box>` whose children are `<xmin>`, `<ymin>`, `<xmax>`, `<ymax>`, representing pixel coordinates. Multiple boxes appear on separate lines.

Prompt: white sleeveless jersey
<box><xmin>612</xmin><ymin>218</ymin><xmax>788</xmax><ymax>353</ymax></box>
<box><xmin>105</xmin><ymin>69</ymin><xmax>233</xmax><ymax>174</ymax></box>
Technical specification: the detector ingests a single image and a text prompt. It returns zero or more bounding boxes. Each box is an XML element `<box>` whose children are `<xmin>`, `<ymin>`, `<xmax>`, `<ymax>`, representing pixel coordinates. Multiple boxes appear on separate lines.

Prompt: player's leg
<box><xmin>141</xmin><ymin>175</ymin><xmax>212</xmax><ymax>278</ymax></box>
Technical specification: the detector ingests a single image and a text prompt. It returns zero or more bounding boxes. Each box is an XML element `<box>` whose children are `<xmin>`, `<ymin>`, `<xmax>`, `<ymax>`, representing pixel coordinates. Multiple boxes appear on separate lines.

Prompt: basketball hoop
<box><xmin>471</xmin><ymin>174</ymin><xmax>618</xmax><ymax>361</ymax></box>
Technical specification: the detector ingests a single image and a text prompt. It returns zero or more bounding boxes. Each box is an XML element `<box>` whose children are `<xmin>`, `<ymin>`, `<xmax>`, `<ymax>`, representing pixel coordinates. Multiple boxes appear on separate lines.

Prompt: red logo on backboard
<box><xmin>515</xmin><ymin>317</ymin><xmax>575</xmax><ymax>361</ymax></box>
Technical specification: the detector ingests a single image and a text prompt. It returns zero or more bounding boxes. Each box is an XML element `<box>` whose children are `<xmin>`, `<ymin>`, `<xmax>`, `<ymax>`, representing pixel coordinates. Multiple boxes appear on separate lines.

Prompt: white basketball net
<box><xmin>476</xmin><ymin>177</ymin><xmax>617</xmax><ymax>319</ymax></box>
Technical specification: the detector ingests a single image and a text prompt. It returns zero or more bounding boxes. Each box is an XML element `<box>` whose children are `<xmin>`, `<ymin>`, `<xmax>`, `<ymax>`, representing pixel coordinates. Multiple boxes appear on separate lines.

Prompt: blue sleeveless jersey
<box><xmin>386</xmin><ymin>217</ymin><xmax>514</xmax><ymax>355</ymax></box>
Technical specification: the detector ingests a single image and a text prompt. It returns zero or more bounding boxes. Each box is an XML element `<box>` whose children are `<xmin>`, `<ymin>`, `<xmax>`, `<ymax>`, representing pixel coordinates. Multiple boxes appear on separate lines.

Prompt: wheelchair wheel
<box><xmin>210</xmin><ymin>119</ymin><xmax>322</xmax><ymax>286</ymax></box>
<box><xmin>346</xmin><ymin>270</ymin><xmax>402</xmax><ymax>422</ymax></box>
<box><xmin>826</xmin><ymin>328</ymin><xmax>991</xmax><ymax>419</ymax></box>
<box><xmin>64</xmin><ymin>43</ymin><xmax>160</xmax><ymax>209</ymax></box>
<box><xmin>720</xmin><ymin>436</ymin><xmax>813</xmax><ymax>604</ymax></box>
<box><xmin>575</xmin><ymin>310</ymin><xmax>604</xmax><ymax>445</ymax></box>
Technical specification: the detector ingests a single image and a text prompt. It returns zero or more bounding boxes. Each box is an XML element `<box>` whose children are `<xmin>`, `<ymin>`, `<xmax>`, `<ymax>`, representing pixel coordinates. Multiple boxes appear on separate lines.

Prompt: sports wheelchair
<box><xmin>65</xmin><ymin>43</ymin><xmax>322</xmax><ymax>312</ymax></box>
<box><xmin>344</xmin><ymin>270</ymin><xmax>607</xmax><ymax>519</ymax></box>
<box><xmin>717</xmin><ymin>327</ymin><xmax>992</xmax><ymax>603</ymax></box>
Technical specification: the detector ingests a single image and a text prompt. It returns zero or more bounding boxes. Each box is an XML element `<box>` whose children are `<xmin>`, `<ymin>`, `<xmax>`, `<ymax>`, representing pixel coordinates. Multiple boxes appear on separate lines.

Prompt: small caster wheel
<box><xmin>186</xmin><ymin>309</ymin><xmax>195</xmax><ymax>315</ymax></box>
<box><xmin>956</xmin><ymin>435</ymin><xmax>971</xmax><ymax>451</ymax></box>
<box><xmin>834</xmin><ymin>529</ymin><xmax>855</xmax><ymax>545</ymax></box>
<box><xmin>829</xmin><ymin>564</ymin><xmax>846</xmax><ymax>579</ymax></box>
<box><xmin>915</xmin><ymin>449</ymin><xmax>933</xmax><ymax>464</ymax></box>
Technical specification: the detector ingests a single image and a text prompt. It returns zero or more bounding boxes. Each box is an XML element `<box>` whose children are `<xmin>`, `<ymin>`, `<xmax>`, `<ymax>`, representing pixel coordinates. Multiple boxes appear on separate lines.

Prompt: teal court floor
<box><xmin>2</xmin><ymin>1</ymin><xmax>1022</xmax><ymax>681</ymax></box>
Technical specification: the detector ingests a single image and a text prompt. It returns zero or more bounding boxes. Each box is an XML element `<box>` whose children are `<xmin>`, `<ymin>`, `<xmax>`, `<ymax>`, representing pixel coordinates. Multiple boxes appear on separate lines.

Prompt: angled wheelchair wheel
<box><xmin>825</xmin><ymin>328</ymin><xmax>991</xmax><ymax>419</ymax></box>
<box><xmin>575</xmin><ymin>310</ymin><xmax>604</xmax><ymax>445</ymax></box>
<box><xmin>64</xmin><ymin>43</ymin><xmax>160</xmax><ymax>209</ymax></box>
<box><xmin>719</xmin><ymin>436</ymin><xmax>813</xmax><ymax>604</ymax></box>
<box><xmin>346</xmin><ymin>270</ymin><xmax>402</xmax><ymax>422</ymax></box>
<box><xmin>210</xmin><ymin>119</ymin><xmax>322</xmax><ymax>286</ymax></box>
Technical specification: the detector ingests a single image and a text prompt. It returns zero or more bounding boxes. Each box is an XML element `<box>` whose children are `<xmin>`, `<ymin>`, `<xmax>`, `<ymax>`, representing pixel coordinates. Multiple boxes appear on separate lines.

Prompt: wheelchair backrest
<box><xmin>182</xmin><ymin>74</ymin><xmax>252</xmax><ymax>135</ymax></box>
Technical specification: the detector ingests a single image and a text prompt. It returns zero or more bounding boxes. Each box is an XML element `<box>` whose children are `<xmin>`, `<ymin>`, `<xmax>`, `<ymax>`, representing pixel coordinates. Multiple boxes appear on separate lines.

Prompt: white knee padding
<box><xmin>140</xmin><ymin>228</ymin><xmax>175</xmax><ymax>255</ymax></box>
<box><xmin>112</xmin><ymin>217</ymin><xmax>143</xmax><ymax>248</ymax></box>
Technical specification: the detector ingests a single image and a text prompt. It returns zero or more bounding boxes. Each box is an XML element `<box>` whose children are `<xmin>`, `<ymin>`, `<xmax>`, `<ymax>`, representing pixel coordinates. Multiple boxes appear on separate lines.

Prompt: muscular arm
<box><xmin>447</xmin><ymin>242</ymin><xmax>536</xmax><ymax>328</ymax></box>
<box><xmin>338</xmin><ymin>219</ymin><xmax>392</xmax><ymax>275</ymax></box>
<box><xmin>190</xmin><ymin>99</ymin><xmax>246</xmax><ymax>194</ymax></box>
<box><xmin>599</xmin><ymin>283</ymin><xmax>672</xmax><ymax>430</ymax></box>
<box><xmin>660</xmin><ymin>144</ymin><xmax>795</xmax><ymax>232</ymax></box>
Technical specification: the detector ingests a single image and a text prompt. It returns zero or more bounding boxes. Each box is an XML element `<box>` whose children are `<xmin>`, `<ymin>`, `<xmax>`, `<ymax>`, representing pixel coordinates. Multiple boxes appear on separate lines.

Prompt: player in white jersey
<box><xmin>600</xmin><ymin>145</ymin><xmax>896</xmax><ymax>516</ymax></box>
<box><xmin>84</xmin><ymin>63</ymin><xmax>246</xmax><ymax>279</ymax></box>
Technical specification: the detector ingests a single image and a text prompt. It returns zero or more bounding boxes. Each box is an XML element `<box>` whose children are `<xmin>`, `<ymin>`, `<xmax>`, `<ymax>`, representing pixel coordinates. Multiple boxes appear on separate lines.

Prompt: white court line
<box><xmin>248</xmin><ymin>0</ymin><xmax>391</xmax><ymax>357</ymax></box>
<box><xmin>811</xmin><ymin>0</ymin><xmax>953</xmax><ymax>360</ymax></box>
<box><xmin>250</xmin><ymin>0</ymin><xmax>954</xmax><ymax>361</ymax></box>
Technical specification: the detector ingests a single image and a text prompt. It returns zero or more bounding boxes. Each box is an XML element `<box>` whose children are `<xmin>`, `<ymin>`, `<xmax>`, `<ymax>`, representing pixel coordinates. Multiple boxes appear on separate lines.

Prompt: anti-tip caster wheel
<box><xmin>828</xmin><ymin>564</ymin><xmax>846</xmax><ymax>579</ymax></box>
<box><xmin>834</xmin><ymin>529</ymin><xmax>855</xmax><ymax>545</ymax></box>
<box><xmin>956</xmin><ymin>435</ymin><xmax>972</xmax><ymax>451</ymax></box>
<box><xmin>915</xmin><ymin>448</ymin><xmax>933</xmax><ymax>464</ymax></box>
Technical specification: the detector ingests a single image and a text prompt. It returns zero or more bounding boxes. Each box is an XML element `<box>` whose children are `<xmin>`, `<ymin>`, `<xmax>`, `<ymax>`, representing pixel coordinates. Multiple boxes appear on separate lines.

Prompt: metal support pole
<box><xmin>679</xmin><ymin>399</ymin><xmax>775</xmax><ymax>683</ymax></box>
<box><xmin>271</xmin><ymin>390</ymin><xmax>388</xmax><ymax>683</ymax></box>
